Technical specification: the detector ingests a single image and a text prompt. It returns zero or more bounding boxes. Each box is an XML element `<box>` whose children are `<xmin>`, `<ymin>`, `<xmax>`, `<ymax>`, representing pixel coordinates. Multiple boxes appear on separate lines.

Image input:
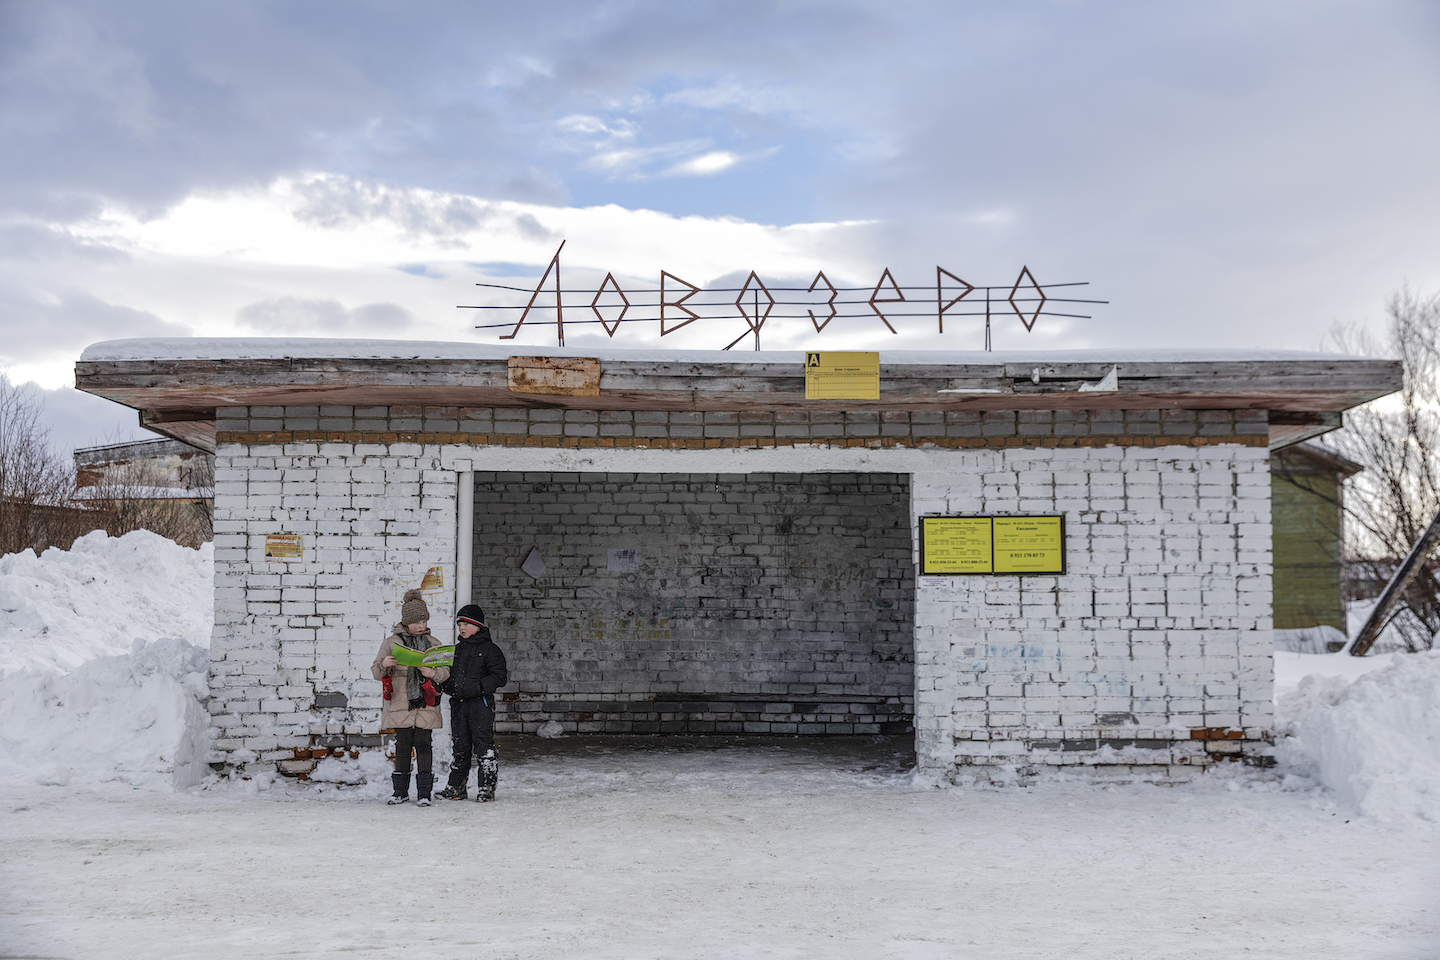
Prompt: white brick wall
<box><xmin>209</xmin><ymin>441</ymin><xmax>458</xmax><ymax>772</ymax></box>
<box><xmin>208</xmin><ymin>415</ymin><xmax>1272</xmax><ymax>780</ymax></box>
<box><xmin>911</xmin><ymin>444</ymin><xmax>1273</xmax><ymax>780</ymax></box>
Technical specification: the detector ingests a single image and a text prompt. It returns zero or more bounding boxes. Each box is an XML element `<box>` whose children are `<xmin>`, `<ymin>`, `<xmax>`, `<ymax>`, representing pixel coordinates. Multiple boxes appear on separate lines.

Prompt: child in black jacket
<box><xmin>436</xmin><ymin>605</ymin><xmax>509</xmax><ymax>802</ymax></box>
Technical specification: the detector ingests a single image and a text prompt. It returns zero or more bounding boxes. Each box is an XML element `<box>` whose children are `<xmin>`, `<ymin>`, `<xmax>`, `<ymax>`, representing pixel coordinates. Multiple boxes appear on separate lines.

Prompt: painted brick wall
<box><xmin>208</xmin><ymin>405</ymin><xmax>1273</xmax><ymax>781</ymax></box>
<box><xmin>470</xmin><ymin>471</ymin><xmax>914</xmax><ymax>734</ymax></box>
<box><xmin>910</xmin><ymin>444</ymin><xmax>1274</xmax><ymax>783</ymax></box>
<box><xmin>209</xmin><ymin>406</ymin><xmax>459</xmax><ymax>777</ymax></box>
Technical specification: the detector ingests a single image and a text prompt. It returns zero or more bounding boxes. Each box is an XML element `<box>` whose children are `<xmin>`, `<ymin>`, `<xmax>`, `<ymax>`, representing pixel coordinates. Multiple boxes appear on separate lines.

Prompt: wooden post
<box><xmin>1349</xmin><ymin>505</ymin><xmax>1440</xmax><ymax>656</ymax></box>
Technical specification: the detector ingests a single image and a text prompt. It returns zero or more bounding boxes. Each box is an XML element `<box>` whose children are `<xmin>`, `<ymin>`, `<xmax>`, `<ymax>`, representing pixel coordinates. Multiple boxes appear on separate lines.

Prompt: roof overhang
<box><xmin>75</xmin><ymin>339</ymin><xmax>1404</xmax><ymax>455</ymax></box>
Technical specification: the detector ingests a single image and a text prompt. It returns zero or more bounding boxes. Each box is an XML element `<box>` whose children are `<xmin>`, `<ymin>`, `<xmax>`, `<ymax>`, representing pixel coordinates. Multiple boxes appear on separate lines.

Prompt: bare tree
<box><xmin>1328</xmin><ymin>288</ymin><xmax>1440</xmax><ymax>651</ymax></box>
<box><xmin>88</xmin><ymin>456</ymin><xmax>213</xmax><ymax>548</ymax></box>
<box><xmin>0</xmin><ymin>376</ymin><xmax>94</xmax><ymax>555</ymax></box>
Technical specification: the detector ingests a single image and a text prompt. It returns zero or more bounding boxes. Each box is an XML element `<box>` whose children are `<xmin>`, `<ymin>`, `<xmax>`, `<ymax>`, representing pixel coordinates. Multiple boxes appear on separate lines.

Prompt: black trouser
<box><xmin>393</xmin><ymin>727</ymin><xmax>433</xmax><ymax>774</ymax></box>
<box><xmin>448</xmin><ymin>696</ymin><xmax>495</xmax><ymax>787</ymax></box>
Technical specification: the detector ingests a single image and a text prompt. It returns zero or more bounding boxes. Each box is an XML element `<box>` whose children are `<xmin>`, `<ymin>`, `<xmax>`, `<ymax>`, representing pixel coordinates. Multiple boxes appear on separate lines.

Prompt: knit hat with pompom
<box><xmin>400</xmin><ymin>588</ymin><xmax>430</xmax><ymax>625</ymax></box>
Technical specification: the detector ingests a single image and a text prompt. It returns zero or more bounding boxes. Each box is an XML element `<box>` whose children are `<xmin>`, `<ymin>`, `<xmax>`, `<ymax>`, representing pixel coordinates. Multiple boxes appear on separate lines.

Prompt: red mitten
<box><xmin>382</xmin><ymin>675</ymin><xmax>393</xmax><ymax>701</ymax></box>
<box><xmin>421</xmin><ymin>679</ymin><xmax>438</xmax><ymax>707</ymax></box>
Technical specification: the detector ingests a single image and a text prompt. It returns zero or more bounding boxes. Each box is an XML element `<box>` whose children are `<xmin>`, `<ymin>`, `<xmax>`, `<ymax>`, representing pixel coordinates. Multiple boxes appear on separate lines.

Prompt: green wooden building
<box><xmin>1270</xmin><ymin>441</ymin><xmax>1362</xmax><ymax>631</ymax></box>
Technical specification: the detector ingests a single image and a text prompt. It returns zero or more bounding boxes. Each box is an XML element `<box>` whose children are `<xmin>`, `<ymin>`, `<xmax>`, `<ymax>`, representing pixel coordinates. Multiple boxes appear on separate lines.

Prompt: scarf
<box><xmin>396</xmin><ymin>629</ymin><xmax>430</xmax><ymax>709</ymax></box>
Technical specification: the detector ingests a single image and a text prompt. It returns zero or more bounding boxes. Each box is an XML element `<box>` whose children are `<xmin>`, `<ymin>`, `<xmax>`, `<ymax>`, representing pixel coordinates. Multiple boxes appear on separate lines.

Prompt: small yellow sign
<box><xmin>993</xmin><ymin>517</ymin><xmax>1066</xmax><ymax>573</ymax></box>
<box><xmin>419</xmin><ymin>565</ymin><xmax>445</xmax><ymax>592</ymax></box>
<box><xmin>920</xmin><ymin>517</ymin><xmax>994</xmax><ymax>574</ymax></box>
<box><xmin>805</xmin><ymin>352</ymin><xmax>880</xmax><ymax>400</ymax></box>
<box><xmin>919</xmin><ymin>515</ymin><xmax>1066</xmax><ymax>575</ymax></box>
<box><xmin>263</xmin><ymin>534</ymin><xmax>303</xmax><ymax>562</ymax></box>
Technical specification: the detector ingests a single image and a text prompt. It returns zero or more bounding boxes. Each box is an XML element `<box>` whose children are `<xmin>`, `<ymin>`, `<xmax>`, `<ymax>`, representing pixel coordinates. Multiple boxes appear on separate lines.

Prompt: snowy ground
<box><xmin>2</xmin><ymin>740</ymin><xmax>1437</xmax><ymax>960</ymax></box>
<box><xmin>2</xmin><ymin>535</ymin><xmax>1439</xmax><ymax>958</ymax></box>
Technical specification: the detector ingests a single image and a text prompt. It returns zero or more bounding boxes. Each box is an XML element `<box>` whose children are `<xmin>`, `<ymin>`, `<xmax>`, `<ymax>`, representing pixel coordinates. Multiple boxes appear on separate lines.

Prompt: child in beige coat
<box><xmin>371</xmin><ymin>589</ymin><xmax>450</xmax><ymax>806</ymax></box>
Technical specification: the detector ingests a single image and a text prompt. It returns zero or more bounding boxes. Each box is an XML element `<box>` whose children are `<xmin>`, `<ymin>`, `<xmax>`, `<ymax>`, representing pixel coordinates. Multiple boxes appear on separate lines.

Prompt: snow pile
<box><xmin>0</xmin><ymin>637</ymin><xmax>211</xmax><ymax>790</ymax></box>
<box><xmin>1274</xmin><ymin>625</ymin><xmax>1346</xmax><ymax>654</ymax></box>
<box><xmin>0</xmin><ymin>529</ymin><xmax>214</xmax><ymax>674</ymax></box>
<box><xmin>0</xmin><ymin>531</ymin><xmax>215</xmax><ymax>792</ymax></box>
<box><xmin>1277</xmin><ymin>651</ymin><xmax>1440</xmax><ymax>820</ymax></box>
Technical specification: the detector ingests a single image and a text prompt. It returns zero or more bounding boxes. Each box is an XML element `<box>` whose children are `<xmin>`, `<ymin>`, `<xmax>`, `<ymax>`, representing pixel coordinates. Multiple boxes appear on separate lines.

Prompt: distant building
<box><xmin>73</xmin><ymin>437</ymin><xmax>214</xmax><ymax>495</ymax></box>
<box><xmin>72</xmin><ymin>438</ymin><xmax>214</xmax><ymax>547</ymax></box>
<box><xmin>1269</xmin><ymin>442</ymin><xmax>1361</xmax><ymax>633</ymax></box>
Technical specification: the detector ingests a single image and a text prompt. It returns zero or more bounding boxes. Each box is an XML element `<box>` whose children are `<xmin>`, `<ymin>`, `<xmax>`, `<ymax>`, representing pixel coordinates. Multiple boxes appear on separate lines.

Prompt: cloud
<box><xmin>0</xmin><ymin>289</ymin><xmax>188</xmax><ymax>369</ymax></box>
<box><xmin>23</xmin><ymin>382</ymin><xmax>149</xmax><ymax>454</ymax></box>
<box><xmin>237</xmin><ymin>297</ymin><xmax>414</xmax><ymax>336</ymax></box>
<box><xmin>662</xmin><ymin>151</ymin><xmax>739</xmax><ymax>177</ymax></box>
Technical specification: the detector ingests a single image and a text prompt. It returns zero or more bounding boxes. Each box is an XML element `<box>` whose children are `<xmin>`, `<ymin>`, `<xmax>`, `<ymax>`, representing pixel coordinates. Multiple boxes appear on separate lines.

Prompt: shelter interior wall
<box><xmin>470</xmin><ymin>472</ymin><xmax>915</xmax><ymax>735</ymax></box>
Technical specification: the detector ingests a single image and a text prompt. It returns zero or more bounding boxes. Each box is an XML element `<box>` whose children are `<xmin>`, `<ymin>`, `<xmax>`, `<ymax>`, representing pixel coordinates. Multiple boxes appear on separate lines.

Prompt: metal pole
<box><xmin>1349</xmin><ymin>504</ymin><xmax>1440</xmax><ymax>656</ymax></box>
<box><xmin>455</xmin><ymin>465</ymin><xmax>474</xmax><ymax>612</ymax></box>
<box><xmin>985</xmin><ymin>288</ymin><xmax>992</xmax><ymax>351</ymax></box>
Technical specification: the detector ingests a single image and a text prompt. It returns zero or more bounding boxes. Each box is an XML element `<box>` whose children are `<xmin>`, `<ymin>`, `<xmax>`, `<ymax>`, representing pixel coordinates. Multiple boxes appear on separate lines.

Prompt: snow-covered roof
<box><xmin>79</xmin><ymin>337</ymin><xmax>1373</xmax><ymax>366</ymax></box>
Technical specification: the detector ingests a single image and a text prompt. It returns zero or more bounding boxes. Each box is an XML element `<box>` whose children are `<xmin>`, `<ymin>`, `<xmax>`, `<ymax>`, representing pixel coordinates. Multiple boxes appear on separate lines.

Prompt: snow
<box><xmin>2</xmin><ymin>535</ymin><xmax>1439</xmax><ymax>957</ymax></box>
<box><xmin>80</xmin><ymin>335</ymin><xmax>1371</xmax><ymax>366</ymax></box>
<box><xmin>3</xmin><ymin>747</ymin><xmax>1438</xmax><ymax>959</ymax></box>
<box><xmin>1274</xmin><ymin>625</ymin><xmax>1347</xmax><ymax>654</ymax></box>
<box><xmin>1276</xmin><ymin>651</ymin><xmax>1440</xmax><ymax>821</ymax></box>
<box><xmin>0</xmin><ymin>529</ymin><xmax>214</xmax><ymax>674</ymax></box>
<box><xmin>0</xmin><ymin>637</ymin><xmax>211</xmax><ymax>790</ymax></box>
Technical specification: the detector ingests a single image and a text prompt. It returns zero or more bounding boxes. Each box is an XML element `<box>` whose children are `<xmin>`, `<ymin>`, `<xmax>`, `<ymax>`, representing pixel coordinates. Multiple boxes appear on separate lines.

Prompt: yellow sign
<box><xmin>263</xmin><ymin>534</ymin><xmax>303</xmax><ymax>562</ymax></box>
<box><xmin>805</xmin><ymin>352</ymin><xmax>879</xmax><ymax>400</ymax></box>
<box><xmin>419</xmin><ymin>565</ymin><xmax>445</xmax><ymax>592</ymax></box>
<box><xmin>920</xmin><ymin>517</ymin><xmax>994</xmax><ymax>574</ymax></box>
<box><xmin>993</xmin><ymin>517</ymin><xmax>1066</xmax><ymax>573</ymax></box>
<box><xmin>920</xmin><ymin>515</ymin><xmax>1065</xmax><ymax>575</ymax></box>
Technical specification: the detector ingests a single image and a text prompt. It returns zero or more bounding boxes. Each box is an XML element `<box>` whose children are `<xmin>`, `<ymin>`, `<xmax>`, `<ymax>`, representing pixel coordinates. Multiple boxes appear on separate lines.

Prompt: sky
<box><xmin>3</xmin><ymin>0</ymin><xmax>1439</xmax><ymax>453</ymax></box>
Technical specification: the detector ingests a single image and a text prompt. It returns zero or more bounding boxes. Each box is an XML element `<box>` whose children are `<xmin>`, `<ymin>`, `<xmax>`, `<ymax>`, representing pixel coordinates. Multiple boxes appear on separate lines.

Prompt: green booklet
<box><xmin>391</xmin><ymin>643</ymin><xmax>456</xmax><ymax>668</ymax></box>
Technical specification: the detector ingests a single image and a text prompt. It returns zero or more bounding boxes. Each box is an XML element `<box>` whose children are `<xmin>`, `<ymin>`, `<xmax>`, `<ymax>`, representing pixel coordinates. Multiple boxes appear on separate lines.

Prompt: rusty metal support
<box><xmin>660</xmin><ymin>271</ymin><xmax>701</xmax><ymax>336</ymax></box>
<box><xmin>1349</xmin><ymin>505</ymin><xmax>1440</xmax><ymax>656</ymax></box>
<box><xmin>731</xmin><ymin>271</ymin><xmax>774</xmax><ymax>351</ymax></box>
<box><xmin>937</xmin><ymin>266</ymin><xmax>975</xmax><ymax>334</ymax></box>
<box><xmin>590</xmin><ymin>272</ymin><xmax>629</xmax><ymax>337</ymax></box>
<box><xmin>500</xmin><ymin>241</ymin><xmax>565</xmax><ymax>344</ymax></box>
<box><xmin>1008</xmin><ymin>265</ymin><xmax>1046</xmax><ymax>331</ymax></box>
<box><xmin>808</xmin><ymin>270</ymin><xmax>838</xmax><ymax>332</ymax></box>
<box><xmin>868</xmin><ymin>268</ymin><xmax>903</xmax><ymax>334</ymax></box>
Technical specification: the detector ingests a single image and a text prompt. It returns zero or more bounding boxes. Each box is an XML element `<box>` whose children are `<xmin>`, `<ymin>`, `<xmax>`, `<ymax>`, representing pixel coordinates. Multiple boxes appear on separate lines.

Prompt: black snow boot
<box><xmin>477</xmin><ymin>749</ymin><xmax>498</xmax><ymax>803</ymax></box>
<box><xmin>416</xmin><ymin>773</ymin><xmax>435</xmax><ymax>807</ymax></box>
<box><xmin>436</xmin><ymin>782</ymin><xmax>467</xmax><ymax>801</ymax></box>
<box><xmin>387</xmin><ymin>772</ymin><xmax>411</xmax><ymax>804</ymax></box>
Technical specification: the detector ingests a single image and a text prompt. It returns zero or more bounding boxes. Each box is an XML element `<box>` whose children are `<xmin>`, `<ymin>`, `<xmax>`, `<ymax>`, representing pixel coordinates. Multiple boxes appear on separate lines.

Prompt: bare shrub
<box><xmin>1329</xmin><ymin>288</ymin><xmax>1440</xmax><ymax>651</ymax></box>
<box><xmin>0</xmin><ymin>376</ymin><xmax>97</xmax><ymax>555</ymax></box>
<box><xmin>88</xmin><ymin>457</ymin><xmax>213</xmax><ymax>548</ymax></box>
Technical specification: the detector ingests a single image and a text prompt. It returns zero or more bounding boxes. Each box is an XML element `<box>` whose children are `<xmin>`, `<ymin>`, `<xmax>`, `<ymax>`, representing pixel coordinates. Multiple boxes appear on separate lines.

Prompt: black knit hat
<box><xmin>456</xmin><ymin>604</ymin><xmax>486</xmax><ymax>628</ymax></box>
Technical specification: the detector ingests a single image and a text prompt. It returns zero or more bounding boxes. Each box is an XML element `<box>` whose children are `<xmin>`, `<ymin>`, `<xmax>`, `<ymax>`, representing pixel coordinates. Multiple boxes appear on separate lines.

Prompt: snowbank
<box><xmin>1277</xmin><ymin>651</ymin><xmax>1440</xmax><ymax>820</ymax></box>
<box><xmin>0</xmin><ymin>637</ymin><xmax>211</xmax><ymax>789</ymax></box>
<box><xmin>0</xmin><ymin>530</ymin><xmax>213</xmax><ymax>674</ymax></box>
<box><xmin>0</xmin><ymin>531</ymin><xmax>215</xmax><ymax>791</ymax></box>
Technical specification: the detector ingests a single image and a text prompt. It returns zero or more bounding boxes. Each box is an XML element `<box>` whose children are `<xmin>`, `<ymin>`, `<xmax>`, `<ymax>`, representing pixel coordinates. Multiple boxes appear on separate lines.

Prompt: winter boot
<box><xmin>477</xmin><ymin>748</ymin><xmax>498</xmax><ymax>803</ymax></box>
<box><xmin>415</xmin><ymin>772</ymin><xmax>435</xmax><ymax>807</ymax></box>
<box><xmin>436</xmin><ymin>781</ymin><xmax>468</xmax><ymax>801</ymax></box>
<box><xmin>387</xmin><ymin>772</ymin><xmax>411</xmax><ymax>804</ymax></box>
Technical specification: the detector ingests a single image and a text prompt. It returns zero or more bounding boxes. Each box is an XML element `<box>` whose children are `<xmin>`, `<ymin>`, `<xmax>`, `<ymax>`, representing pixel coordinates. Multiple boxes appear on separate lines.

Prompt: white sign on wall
<box><xmin>607</xmin><ymin>548</ymin><xmax>640</xmax><ymax>572</ymax></box>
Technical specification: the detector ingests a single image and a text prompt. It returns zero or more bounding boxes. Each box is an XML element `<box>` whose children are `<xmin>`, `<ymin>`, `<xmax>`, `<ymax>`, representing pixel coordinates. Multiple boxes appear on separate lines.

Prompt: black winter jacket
<box><xmin>441</xmin><ymin>625</ymin><xmax>508</xmax><ymax>703</ymax></box>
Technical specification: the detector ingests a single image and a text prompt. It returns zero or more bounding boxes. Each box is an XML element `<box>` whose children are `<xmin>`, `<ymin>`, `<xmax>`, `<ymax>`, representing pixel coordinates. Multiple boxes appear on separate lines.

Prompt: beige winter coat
<box><xmin>371</xmin><ymin>625</ymin><xmax>451</xmax><ymax>730</ymax></box>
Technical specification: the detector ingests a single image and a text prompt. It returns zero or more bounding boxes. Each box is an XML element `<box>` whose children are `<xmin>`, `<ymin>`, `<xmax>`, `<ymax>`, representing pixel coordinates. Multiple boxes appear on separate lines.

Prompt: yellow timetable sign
<box><xmin>805</xmin><ymin>352</ymin><xmax>879</xmax><ymax>400</ymax></box>
<box><xmin>920</xmin><ymin>515</ymin><xmax>1065</xmax><ymax>575</ymax></box>
<box><xmin>919</xmin><ymin>517</ymin><xmax>993</xmax><ymax>573</ymax></box>
<box><xmin>993</xmin><ymin>516</ymin><xmax>1065</xmax><ymax>573</ymax></box>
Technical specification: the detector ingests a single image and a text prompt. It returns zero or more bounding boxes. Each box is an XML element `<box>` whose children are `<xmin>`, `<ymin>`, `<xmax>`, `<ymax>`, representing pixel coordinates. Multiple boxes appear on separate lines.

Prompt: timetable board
<box><xmin>804</xmin><ymin>352</ymin><xmax>880</xmax><ymax>400</ymax></box>
<box><xmin>919</xmin><ymin>515</ymin><xmax>1065</xmax><ymax>575</ymax></box>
